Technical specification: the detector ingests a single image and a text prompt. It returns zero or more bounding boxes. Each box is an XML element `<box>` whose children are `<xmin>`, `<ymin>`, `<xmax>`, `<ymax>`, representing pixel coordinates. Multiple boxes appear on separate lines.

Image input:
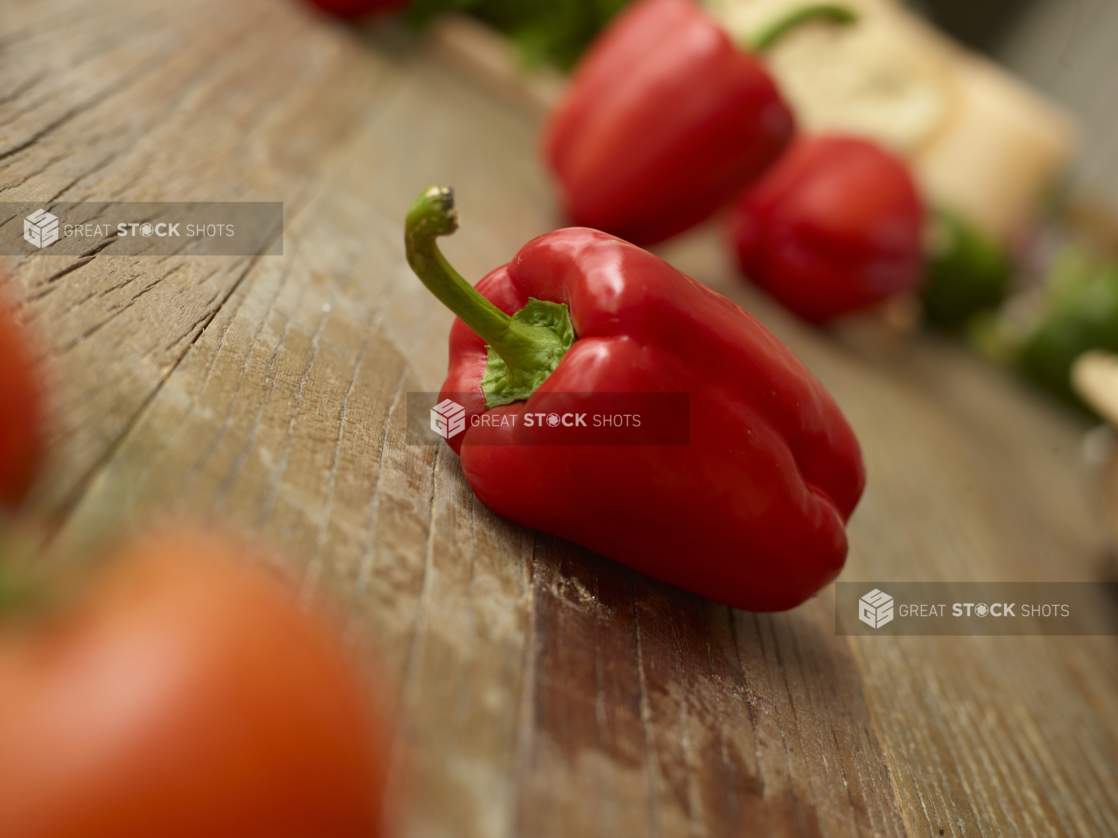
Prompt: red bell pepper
<box><xmin>406</xmin><ymin>186</ymin><xmax>865</xmax><ymax>612</ymax></box>
<box><xmin>542</xmin><ymin>0</ymin><xmax>855</xmax><ymax>247</ymax></box>
<box><xmin>728</xmin><ymin>134</ymin><xmax>926</xmax><ymax>323</ymax></box>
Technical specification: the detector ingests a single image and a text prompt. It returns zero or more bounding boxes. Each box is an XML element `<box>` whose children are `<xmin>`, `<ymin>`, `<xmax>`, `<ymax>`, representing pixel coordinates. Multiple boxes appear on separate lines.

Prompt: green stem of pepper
<box><xmin>747</xmin><ymin>4</ymin><xmax>857</xmax><ymax>52</ymax></box>
<box><xmin>405</xmin><ymin>185</ymin><xmax>568</xmax><ymax>384</ymax></box>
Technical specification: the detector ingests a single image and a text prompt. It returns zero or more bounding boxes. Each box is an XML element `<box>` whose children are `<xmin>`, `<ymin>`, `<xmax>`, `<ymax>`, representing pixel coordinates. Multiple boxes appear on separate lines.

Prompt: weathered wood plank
<box><xmin>1</xmin><ymin>0</ymin><xmax>389</xmax><ymax>513</ymax></box>
<box><xmin>3</xmin><ymin>1</ymin><xmax>1117</xmax><ymax>837</ymax></box>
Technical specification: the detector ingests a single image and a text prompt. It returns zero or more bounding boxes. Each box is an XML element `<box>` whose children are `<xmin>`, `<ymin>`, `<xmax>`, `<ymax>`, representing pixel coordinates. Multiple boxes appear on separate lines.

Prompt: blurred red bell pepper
<box><xmin>406</xmin><ymin>186</ymin><xmax>865</xmax><ymax>612</ymax></box>
<box><xmin>729</xmin><ymin>134</ymin><xmax>926</xmax><ymax>323</ymax></box>
<box><xmin>542</xmin><ymin>0</ymin><xmax>855</xmax><ymax>247</ymax></box>
<box><xmin>303</xmin><ymin>0</ymin><xmax>407</xmax><ymax>19</ymax></box>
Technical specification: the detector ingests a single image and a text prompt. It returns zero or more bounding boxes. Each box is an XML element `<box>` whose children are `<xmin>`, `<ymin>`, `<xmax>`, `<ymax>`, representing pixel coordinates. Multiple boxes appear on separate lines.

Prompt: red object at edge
<box><xmin>0</xmin><ymin>276</ymin><xmax>45</xmax><ymax>509</ymax></box>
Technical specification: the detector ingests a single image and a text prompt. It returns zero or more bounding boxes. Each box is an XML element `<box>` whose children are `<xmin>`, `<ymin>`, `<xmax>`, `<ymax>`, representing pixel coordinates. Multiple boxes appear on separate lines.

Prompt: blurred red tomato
<box><xmin>0</xmin><ymin>526</ymin><xmax>390</xmax><ymax>838</ymax></box>
<box><xmin>0</xmin><ymin>275</ymin><xmax>45</xmax><ymax>508</ymax></box>
<box><xmin>728</xmin><ymin>134</ymin><xmax>925</xmax><ymax>324</ymax></box>
<box><xmin>303</xmin><ymin>0</ymin><xmax>408</xmax><ymax>18</ymax></box>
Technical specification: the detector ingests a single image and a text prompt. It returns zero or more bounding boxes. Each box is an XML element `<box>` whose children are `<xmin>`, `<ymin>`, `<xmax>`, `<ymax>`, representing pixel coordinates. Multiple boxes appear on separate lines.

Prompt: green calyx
<box><xmin>747</xmin><ymin>4</ymin><xmax>857</xmax><ymax>52</ymax></box>
<box><xmin>480</xmin><ymin>298</ymin><xmax>574</xmax><ymax>407</ymax></box>
<box><xmin>405</xmin><ymin>186</ymin><xmax>575</xmax><ymax>409</ymax></box>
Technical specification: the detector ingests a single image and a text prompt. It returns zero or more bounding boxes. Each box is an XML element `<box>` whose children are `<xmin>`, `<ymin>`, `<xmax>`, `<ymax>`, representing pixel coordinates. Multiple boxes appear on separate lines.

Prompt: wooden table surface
<box><xmin>3</xmin><ymin>1</ymin><xmax>1118</xmax><ymax>835</ymax></box>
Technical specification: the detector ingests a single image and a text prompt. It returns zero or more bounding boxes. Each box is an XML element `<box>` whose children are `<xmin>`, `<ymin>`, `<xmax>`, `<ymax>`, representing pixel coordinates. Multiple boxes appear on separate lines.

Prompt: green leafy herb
<box><xmin>1018</xmin><ymin>251</ymin><xmax>1118</xmax><ymax>415</ymax></box>
<box><xmin>921</xmin><ymin>210</ymin><xmax>1011</xmax><ymax>332</ymax></box>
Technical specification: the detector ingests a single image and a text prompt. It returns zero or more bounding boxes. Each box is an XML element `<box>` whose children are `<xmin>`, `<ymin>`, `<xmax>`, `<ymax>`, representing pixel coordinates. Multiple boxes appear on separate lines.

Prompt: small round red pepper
<box><xmin>542</xmin><ymin>0</ymin><xmax>855</xmax><ymax>247</ymax></box>
<box><xmin>406</xmin><ymin>186</ymin><xmax>865</xmax><ymax>612</ymax></box>
<box><xmin>728</xmin><ymin>134</ymin><xmax>926</xmax><ymax>324</ymax></box>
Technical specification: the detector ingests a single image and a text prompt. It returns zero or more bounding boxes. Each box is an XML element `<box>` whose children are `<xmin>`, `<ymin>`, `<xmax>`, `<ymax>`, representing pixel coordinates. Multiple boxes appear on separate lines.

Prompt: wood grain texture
<box><xmin>1</xmin><ymin>1</ymin><xmax>1116</xmax><ymax>836</ymax></box>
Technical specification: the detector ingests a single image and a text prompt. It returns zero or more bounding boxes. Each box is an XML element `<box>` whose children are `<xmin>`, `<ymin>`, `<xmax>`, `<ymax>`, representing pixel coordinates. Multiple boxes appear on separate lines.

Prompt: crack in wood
<box><xmin>43</xmin><ymin>247</ymin><xmax>265</xmax><ymax>532</ymax></box>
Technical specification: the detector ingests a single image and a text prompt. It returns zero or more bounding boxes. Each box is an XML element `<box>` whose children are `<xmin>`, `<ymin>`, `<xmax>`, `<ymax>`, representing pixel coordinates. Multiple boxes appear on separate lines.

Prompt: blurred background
<box><xmin>4</xmin><ymin>1</ymin><xmax>1118</xmax><ymax>836</ymax></box>
<box><xmin>418</xmin><ymin>0</ymin><xmax>1118</xmax><ymax>427</ymax></box>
